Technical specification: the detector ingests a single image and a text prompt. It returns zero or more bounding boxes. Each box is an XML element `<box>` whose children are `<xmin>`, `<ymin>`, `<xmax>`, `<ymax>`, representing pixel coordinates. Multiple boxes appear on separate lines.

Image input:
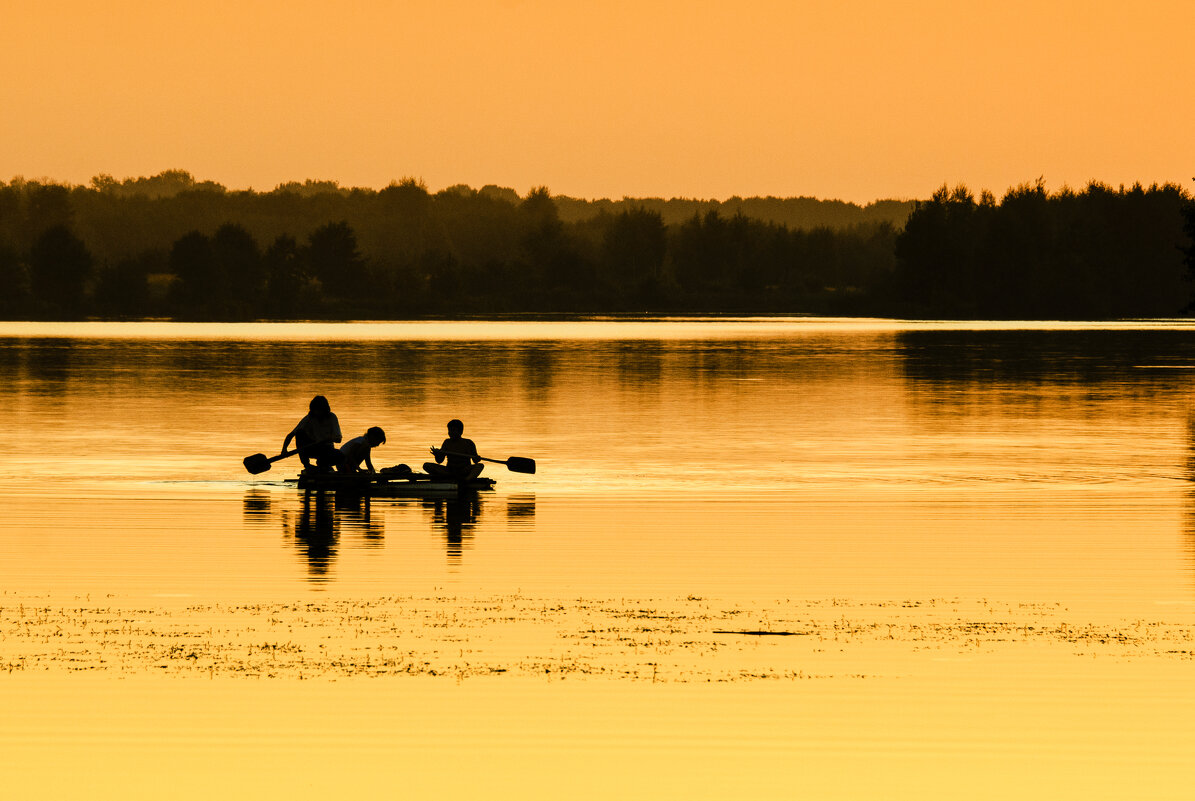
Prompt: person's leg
<box><xmin>294</xmin><ymin>431</ymin><xmax>315</xmax><ymax>469</ymax></box>
<box><xmin>313</xmin><ymin>442</ymin><xmax>340</xmax><ymax>472</ymax></box>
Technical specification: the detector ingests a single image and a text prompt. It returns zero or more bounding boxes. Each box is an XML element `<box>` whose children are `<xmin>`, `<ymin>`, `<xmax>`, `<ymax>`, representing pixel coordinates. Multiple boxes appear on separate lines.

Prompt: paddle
<box><xmin>480</xmin><ymin>454</ymin><xmax>536</xmax><ymax>474</ymax></box>
<box><xmin>243</xmin><ymin>444</ymin><xmax>317</xmax><ymax>475</ymax></box>
<box><xmin>434</xmin><ymin>449</ymin><xmax>536</xmax><ymax>474</ymax></box>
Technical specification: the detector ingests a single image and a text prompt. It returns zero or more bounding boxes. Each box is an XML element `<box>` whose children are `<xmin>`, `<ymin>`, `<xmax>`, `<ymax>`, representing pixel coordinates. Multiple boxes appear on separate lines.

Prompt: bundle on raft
<box><xmin>289</xmin><ymin>465</ymin><xmax>496</xmax><ymax>496</ymax></box>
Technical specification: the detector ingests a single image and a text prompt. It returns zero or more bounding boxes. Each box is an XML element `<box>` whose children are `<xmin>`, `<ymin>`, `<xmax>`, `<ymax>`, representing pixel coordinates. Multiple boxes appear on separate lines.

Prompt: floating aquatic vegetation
<box><xmin>0</xmin><ymin>595</ymin><xmax>1191</xmax><ymax>682</ymax></box>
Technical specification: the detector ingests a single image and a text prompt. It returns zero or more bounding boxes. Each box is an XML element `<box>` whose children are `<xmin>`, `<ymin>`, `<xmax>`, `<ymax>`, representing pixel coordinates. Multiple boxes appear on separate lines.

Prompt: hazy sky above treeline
<box><xmin>3</xmin><ymin>1</ymin><xmax>1191</xmax><ymax>203</ymax></box>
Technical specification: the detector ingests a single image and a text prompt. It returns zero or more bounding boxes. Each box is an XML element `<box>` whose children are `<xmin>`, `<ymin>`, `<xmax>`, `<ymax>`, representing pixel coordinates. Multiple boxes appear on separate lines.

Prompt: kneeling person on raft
<box><xmin>425</xmin><ymin>419</ymin><xmax>483</xmax><ymax>481</ymax></box>
<box><xmin>283</xmin><ymin>395</ymin><xmax>342</xmax><ymax>472</ymax></box>
<box><xmin>338</xmin><ymin>426</ymin><xmax>386</xmax><ymax>473</ymax></box>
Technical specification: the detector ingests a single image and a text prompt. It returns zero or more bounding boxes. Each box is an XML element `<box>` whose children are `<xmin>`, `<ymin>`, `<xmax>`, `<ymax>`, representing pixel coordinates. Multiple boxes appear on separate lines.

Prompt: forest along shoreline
<box><xmin>1</xmin><ymin>171</ymin><xmax>1192</xmax><ymax>321</ymax></box>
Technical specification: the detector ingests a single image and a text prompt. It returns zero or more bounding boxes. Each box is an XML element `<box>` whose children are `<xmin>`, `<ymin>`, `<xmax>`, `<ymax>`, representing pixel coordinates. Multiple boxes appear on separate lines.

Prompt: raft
<box><xmin>289</xmin><ymin>467</ymin><xmax>495</xmax><ymax>496</ymax></box>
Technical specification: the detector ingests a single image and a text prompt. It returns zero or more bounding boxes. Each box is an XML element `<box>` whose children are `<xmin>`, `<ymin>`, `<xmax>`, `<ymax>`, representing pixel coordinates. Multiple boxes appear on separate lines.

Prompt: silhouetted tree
<box><xmin>0</xmin><ymin>243</ymin><xmax>28</xmax><ymax>317</ymax></box>
<box><xmin>271</xmin><ymin>179</ymin><xmax>342</xmax><ymax>198</ymax></box>
<box><xmin>264</xmin><ymin>234</ymin><xmax>309</xmax><ymax>317</ymax></box>
<box><xmin>424</xmin><ymin>251</ymin><xmax>462</xmax><ymax>304</ymax></box>
<box><xmin>307</xmin><ymin>221</ymin><xmax>366</xmax><ymax>299</ymax></box>
<box><xmin>480</xmin><ymin>185</ymin><xmax>521</xmax><ymax>205</ymax></box>
<box><xmin>90</xmin><ymin>169</ymin><xmax>221</xmax><ymax>199</ymax></box>
<box><xmin>0</xmin><ymin>185</ymin><xmax>22</xmax><ymax>249</ymax></box>
<box><xmin>672</xmin><ymin>210</ymin><xmax>738</xmax><ymax>292</ymax></box>
<box><xmin>984</xmin><ymin>181</ymin><xmax>1051</xmax><ymax>316</ymax></box>
<box><xmin>24</xmin><ymin>184</ymin><xmax>74</xmax><ymax>247</ymax></box>
<box><xmin>29</xmin><ymin>225</ymin><xmax>92</xmax><ymax>316</ymax></box>
<box><xmin>519</xmin><ymin>187</ymin><xmax>594</xmax><ymax>293</ymax></box>
<box><xmin>1183</xmin><ymin>200</ymin><xmax>1195</xmax><ymax>287</ymax></box>
<box><xmin>601</xmin><ymin>207</ymin><xmax>666</xmax><ymax>289</ymax></box>
<box><xmin>212</xmin><ymin>222</ymin><xmax>263</xmax><ymax>315</ymax></box>
<box><xmin>372</xmin><ymin>179</ymin><xmax>439</xmax><ymax>259</ymax></box>
<box><xmin>94</xmin><ymin>255</ymin><xmax>152</xmax><ymax>317</ymax></box>
<box><xmin>894</xmin><ymin>185</ymin><xmax>989</xmax><ymax>315</ymax></box>
<box><xmin>169</xmin><ymin>231</ymin><xmax>216</xmax><ymax>313</ymax></box>
<box><xmin>895</xmin><ymin>182</ymin><xmax>1189</xmax><ymax>318</ymax></box>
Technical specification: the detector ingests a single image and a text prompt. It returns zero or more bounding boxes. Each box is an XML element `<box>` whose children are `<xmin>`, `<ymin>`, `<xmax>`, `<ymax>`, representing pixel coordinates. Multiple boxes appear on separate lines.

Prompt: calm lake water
<box><xmin>2</xmin><ymin>319</ymin><xmax>1194</xmax><ymax>800</ymax></box>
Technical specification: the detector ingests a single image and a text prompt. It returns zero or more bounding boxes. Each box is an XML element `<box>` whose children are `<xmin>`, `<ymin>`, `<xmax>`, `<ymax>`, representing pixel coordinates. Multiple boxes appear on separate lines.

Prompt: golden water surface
<box><xmin>2</xmin><ymin>319</ymin><xmax>1194</xmax><ymax>799</ymax></box>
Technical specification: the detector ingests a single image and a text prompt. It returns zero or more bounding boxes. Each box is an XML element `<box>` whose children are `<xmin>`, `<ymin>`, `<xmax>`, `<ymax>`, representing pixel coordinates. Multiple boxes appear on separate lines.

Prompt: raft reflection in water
<box><xmin>243</xmin><ymin>489</ymin><xmax>536</xmax><ymax>582</ymax></box>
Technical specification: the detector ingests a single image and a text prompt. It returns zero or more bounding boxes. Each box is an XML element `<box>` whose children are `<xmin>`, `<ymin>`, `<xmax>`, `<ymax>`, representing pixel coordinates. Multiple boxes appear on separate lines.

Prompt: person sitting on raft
<box><xmin>425</xmin><ymin>419</ymin><xmax>483</xmax><ymax>480</ymax></box>
<box><xmin>282</xmin><ymin>395</ymin><xmax>342</xmax><ymax>472</ymax></box>
<box><xmin>338</xmin><ymin>426</ymin><xmax>386</xmax><ymax>473</ymax></box>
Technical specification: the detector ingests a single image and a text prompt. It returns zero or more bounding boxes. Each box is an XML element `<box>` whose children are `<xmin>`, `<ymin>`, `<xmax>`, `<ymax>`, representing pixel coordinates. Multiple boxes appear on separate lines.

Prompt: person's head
<box><xmin>309</xmin><ymin>395</ymin><xmax>331</xmax><ymax>416</ymax></box>
<box><xmin>447</xmin><ymin>419</ymin><xmax>464</xmax><ymax>437</ymax></box>
<box><xmin>366</xmin><ymin>426</ymin><xmax>386</xmax><ymax>446</ymax></box>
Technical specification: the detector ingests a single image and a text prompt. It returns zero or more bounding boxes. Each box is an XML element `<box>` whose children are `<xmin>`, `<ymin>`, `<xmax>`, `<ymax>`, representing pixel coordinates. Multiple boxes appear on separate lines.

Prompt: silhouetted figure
<box><xmin>424</xmin><ymin>419</ymin><xmax>483</xmax><ymax>480</ymax></box>
<box><xmin>283</xmin><ymin>395</ymin><xmax>342</xmax><ymax>471</ymax></box>
<box><xmin>338</xmin><ymin>426</ymin><xmax>386</xmax><ymax>472</ymax></box>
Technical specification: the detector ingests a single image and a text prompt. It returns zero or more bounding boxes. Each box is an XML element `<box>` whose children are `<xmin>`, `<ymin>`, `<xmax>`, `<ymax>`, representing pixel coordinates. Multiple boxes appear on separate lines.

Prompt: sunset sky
<box><xmin>2</xmin><ymin>0</ymin><xmax>1191</xmax><ymax>202</ymax></box>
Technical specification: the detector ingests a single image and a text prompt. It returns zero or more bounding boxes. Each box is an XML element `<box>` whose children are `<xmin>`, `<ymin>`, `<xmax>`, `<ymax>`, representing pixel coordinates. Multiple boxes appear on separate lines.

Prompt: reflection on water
<box><xmin>5</xmin><ymin>321</ymin><xmax>1195</xmax><ymax>800</ymax></box>
<box><xmin>335</xmin><ymin>492</ymin><xmax>385</xmax><ymax>544</ymax></box>
<box><xmin>242</xmin><ymin>489</ymin><xmax>272</xmax><ymax>521</ymax></box>
<box><xmin>1183</xmin><ymin>415</ymin><xmax>1195</xmax><ymax>586</ymax></box>
<box><xmin>4</xmin><ymin>319</ymin><xmax>1195</xmax><ymax>592</ymax></box>
<box><xmin>505</xmin><ymin>494</ymin><xmax>537</xmax><ymax>520</ymax></box>
<box><xmin>285</xmin><ymin>492</ymin><xmax>386</xmax><ymax>582</ymax></box>
<box><xmin>422</xmin><ymin>495</ymin><xmax>484</xmax><ymax>566</ymax></box>
<box><xmin>290</xmin><ymin>492</ymin><xmax>337</xmax><ymax>582</ymax></box>
<box><xmin>245</xmin><ymin>488</ymin><xmax>530</xmax><ymax>582</ymax></box>
<box><xmin>897</xmin><ymin>328</ymin><xmax>1195</xmax><ymax>383</ymax></box>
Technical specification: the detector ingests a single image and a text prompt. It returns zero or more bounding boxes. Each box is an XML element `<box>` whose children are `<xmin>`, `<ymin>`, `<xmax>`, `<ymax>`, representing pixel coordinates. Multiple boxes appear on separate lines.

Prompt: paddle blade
<box><xmin>505</xmin><ymin>456</ymin><xmax>536</xmax><ymax>474</ymax></box>
<box><xmin>243</xmin><ymin>453</ymin><xmax>272</xmax><ymax>474</ymax></box>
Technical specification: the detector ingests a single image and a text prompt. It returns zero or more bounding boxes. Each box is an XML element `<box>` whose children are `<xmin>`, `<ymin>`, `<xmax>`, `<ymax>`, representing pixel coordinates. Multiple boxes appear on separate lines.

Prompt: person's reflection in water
<box><xmin>424</xmin><ymin>494</ymin><xmax>483</xmax><ymax>566</ymax></box>
<box><xmin>292</xmin><ymin>490</ymin><xmax>337</xmax><ymax>583</ymax></box>
<box><xmin>335</xmin><ymin>492</ymin><xmax>384</xmax><ymax>545</ymax></box>
<box><xmin>278</xmin><ymin>490</ymin><xmax>386</xmax><ymax>584</ymax></box>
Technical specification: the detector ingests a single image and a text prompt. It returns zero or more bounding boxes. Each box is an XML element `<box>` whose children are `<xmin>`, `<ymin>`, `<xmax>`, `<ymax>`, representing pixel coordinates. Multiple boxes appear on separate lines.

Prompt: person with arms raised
<box><xmin>425</xmin><ymin>419</ymin><xmax>483</xmax><ymax>481</ymax></box>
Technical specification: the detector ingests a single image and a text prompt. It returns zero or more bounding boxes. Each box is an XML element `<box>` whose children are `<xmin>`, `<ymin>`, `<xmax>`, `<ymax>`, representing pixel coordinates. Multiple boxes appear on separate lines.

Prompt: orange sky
<box><xmin>2</xmin><ymin>0</ymin><xmax>1191</xmax><ymax>202</ymax></box>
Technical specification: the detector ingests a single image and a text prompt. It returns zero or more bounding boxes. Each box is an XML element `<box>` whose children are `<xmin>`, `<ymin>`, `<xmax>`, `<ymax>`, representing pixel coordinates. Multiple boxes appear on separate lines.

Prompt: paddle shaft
<box><xmin>433</xmin><ymin>448</ymin><xmax>536</xmax><ymax>474</ymax></box>
<box><xmin>243</xmin><ymin>440</ymin><xmax>328</xmax><ymax>474</ymax></box>
<box><xmin>264</xmin><ymin>448</ymin><xmax>305</xmax><ymax>465</ymax></box>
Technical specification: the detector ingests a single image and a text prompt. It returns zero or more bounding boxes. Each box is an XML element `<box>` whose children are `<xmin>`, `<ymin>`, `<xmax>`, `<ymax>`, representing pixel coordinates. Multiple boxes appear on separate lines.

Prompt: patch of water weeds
<box><xmin>0</xmin><ymin>596</ymin><xmax>1191</xmax><ymax>681</ymax></box>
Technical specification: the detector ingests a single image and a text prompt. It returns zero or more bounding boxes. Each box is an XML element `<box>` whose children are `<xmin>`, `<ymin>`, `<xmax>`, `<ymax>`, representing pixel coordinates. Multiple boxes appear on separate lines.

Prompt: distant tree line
<box><xmin>551</xmin><ymin>194</ymin><xmax>914</xmax><ymax>229</ymax></box>
<box><xmin>892</xmin><ymin>181</ymin><xmax>1192</xmax><ymax>318</ymax></box>
<box><xmin>0</xmin><ymin>171</ymin><xmax>1189</xmax><ymax>320</ymax></box>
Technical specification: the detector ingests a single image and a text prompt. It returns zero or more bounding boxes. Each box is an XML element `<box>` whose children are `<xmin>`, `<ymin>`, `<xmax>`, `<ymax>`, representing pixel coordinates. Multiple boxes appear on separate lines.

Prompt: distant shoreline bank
<box><xmin>1</xmin><ymin>174</ymin><xmax>1191</xmax><ymax>322</ymax></box>
<box><xmin>3</xmin><ymin>313</ymin><xmax>1194</xmax><ymax>329</ymax></box>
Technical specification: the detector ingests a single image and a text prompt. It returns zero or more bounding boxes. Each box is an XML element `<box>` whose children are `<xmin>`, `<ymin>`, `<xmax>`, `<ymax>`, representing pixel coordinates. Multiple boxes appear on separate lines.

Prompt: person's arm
<box><xmin>431</xmin><ymin>439</ymin><xmax>448</xmax><ymax>464</ymax></box>
<box><xmin>331</xmin><ymin>415</ymin><xmax>342</xmax><ymax>444</ymax></box>
<box><xmin>468</xmin><ymin>439</ymin><xmax>481</xmax><ymax>464</ymax></box>
<box><xmin>364</xmin><ymin>450</ymin><xmax>375</xmax><ymax>472</ymax></box>
<box><xmin>282</xmin><ymin>425</ymin><xmax>299</xmax><ymax>454</ymax></box>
